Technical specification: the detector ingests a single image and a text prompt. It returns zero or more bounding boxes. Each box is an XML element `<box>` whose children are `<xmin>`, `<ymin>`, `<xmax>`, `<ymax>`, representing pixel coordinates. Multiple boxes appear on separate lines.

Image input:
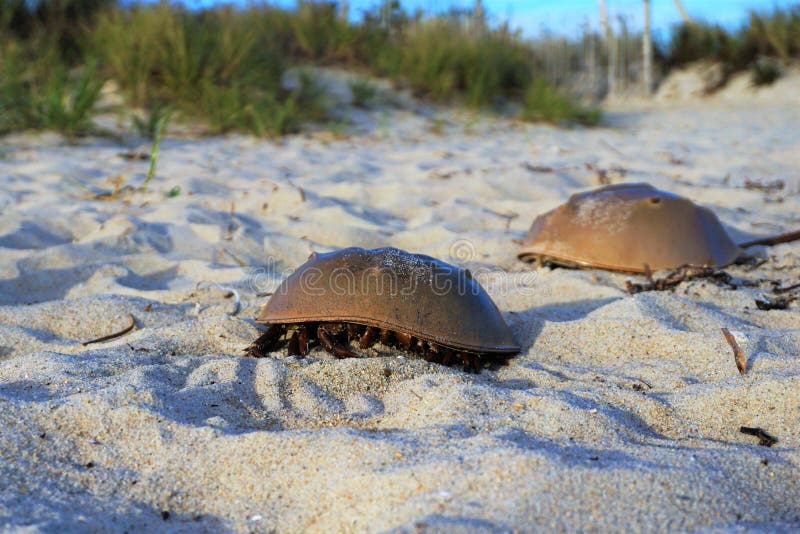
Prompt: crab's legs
<box><xmin>243</xmin><ymin>324</ymin><xmax>286</xmax><ymax>358</ymax></box>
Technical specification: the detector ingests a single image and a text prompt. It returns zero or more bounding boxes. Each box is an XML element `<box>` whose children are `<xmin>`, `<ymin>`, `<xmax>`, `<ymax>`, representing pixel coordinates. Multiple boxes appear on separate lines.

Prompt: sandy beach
<box><xmin>1</xmin><ymin>78</ymin><xmax>799</xmax><ymax>531</ymax></box>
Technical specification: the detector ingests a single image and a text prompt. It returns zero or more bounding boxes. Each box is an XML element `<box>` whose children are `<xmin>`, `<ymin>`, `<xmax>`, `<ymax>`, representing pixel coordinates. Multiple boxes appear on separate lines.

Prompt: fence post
<box><xmin>642</xmin><ymin>0</ymin><xmax>653</xmax><ymax>95</ymax></box>
<box><xmin>617</xmin><ymin>15</ymin><xmax>627</xmax><ymax>95</ymax></box>
<box><xmin>599</xmin><ymin>0</ymin><xmax>615</xmax><ymax>97</ymax></box>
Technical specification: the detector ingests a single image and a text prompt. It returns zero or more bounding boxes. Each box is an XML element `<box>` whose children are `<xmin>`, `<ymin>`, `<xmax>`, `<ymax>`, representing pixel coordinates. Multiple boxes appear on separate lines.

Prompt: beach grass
<box><xmin>0</xmin><ymin>35</ymin><xmax>105</xmax><ymax>138</ymax></box>
<box><xmin>376</xmin><ymin>19</ymin><xmax>534</xmax><ymax>108</ymax></box>
<box><xmin>521</xmin><ymin>78</ymin><xmax>601</xmax><ymax>126</ymax></box>
<box><xmin>0</xmin><ymin>0</ymin><xmax>607</xmax><ymax>136</ymax></box>
<box><xmin>141</xmin><ymin>108</ymin><xmax>170</xmax><ymax>192</ymax></box>
<box><xmin>349</xmin><ymin>78</ymin><xmax>378</xmax><ymax>108</ymax></box>
<box><xmin>3</xmin><ymin>1</ymin><xmax>800</xmax><ymax>138</ymax></box>
<box><xmin>663</xmin><ymin>5</ymin><xmax>800</xmax><ymax>84</ymax></box>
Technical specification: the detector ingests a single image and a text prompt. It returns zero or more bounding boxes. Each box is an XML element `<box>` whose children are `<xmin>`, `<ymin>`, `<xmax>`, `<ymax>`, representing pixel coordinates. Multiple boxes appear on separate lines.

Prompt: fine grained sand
<box><xmin>1</xmin><ymin>91</ymin><xmax>799</xmax><ymax>532</ymax></box>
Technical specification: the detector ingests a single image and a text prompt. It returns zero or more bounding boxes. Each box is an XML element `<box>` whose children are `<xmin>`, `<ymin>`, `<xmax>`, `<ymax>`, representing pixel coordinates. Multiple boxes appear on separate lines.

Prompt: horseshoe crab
<box><xmin>245</xmin><ymin>247</ymin><xmax>520</xmax><ymax>372</ymax></box>
<box><xmin>518</xmin><ymin>182</ymin><xmax>800</xmax><ymax>273</ymax></box>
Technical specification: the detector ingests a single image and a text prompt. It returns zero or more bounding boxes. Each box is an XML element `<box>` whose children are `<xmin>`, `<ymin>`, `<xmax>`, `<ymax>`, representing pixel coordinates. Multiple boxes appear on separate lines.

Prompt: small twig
<box><xmin>225</xmin><ymin>202</ymin><xmax>236</xmax><ymax>241</ymax></box>
<box><xmin>504</xmin><ymin>213</ymin><xmax>518</xmax><ymax>233</ymax></box>
<box><xmin>739</xmin><ymin>230</ymin><xmax>800</xmax><ymax>249</ymax></box>
<box><xmin>482</xmin><ymin>207</ymin><xmax>518</xmax><ymax>233</ymax></box>
<box><xmin>740</xmin><ymin>426</ymin><xmax>778</xmax><ymax>447</ymax></box>
<box><xmin>286</xmin><ymin>179</ymin><xmax>306</xmax><ymax>202</ymax></box>
<box><xmin>428</xmin><ymin>168</ymin><xmax>459</xmax><ymax>179</ymax></box>
<box><xmin>83</xmin><ymin>315</ymin><xmax>136</xmax><ymax>345</ymax></box>
<box><xmin>521</xmin><ymin>163</ymin><xmax>555</xmax><ymax>173</ymax></box>
<box><xmin>721</xmin><ymin>328</ymin><xmax>747</xmax><ymax>375</ymax></box>
<box><xmin>773</xmin><ymin>281</ymin><xmax>800</xmax><ymax>294</ymax></box>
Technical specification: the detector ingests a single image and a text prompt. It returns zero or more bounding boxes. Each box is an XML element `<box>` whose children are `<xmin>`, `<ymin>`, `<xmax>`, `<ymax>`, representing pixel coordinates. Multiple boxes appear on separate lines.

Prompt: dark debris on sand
<box><xmin>625</xmin><ymin>265</ymin><xmax>741</xmax><ymax>294</ymax></box>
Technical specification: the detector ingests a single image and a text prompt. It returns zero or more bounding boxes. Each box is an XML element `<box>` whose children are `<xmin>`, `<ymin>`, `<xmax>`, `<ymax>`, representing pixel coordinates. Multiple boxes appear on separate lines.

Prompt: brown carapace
<box><xmin>518</xmin><ymin>183</ymin><xmax>745</xmax><ymax>273</ymax></box>
<box><xmin>245</xmin><ymin>247</ymin><xmax>520</xmax><ymax>372</ymax></box>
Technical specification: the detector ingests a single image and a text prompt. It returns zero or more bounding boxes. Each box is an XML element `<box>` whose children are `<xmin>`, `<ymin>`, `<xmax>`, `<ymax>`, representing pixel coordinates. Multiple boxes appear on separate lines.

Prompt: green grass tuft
<box><xmin>521</xmin><ymin>79</ymin><xmax>601</xmax><ymax>126</ymax></box>
<box><xmin>34</xmin><ymin>61</ymin><xmax>105</xmax><ymax>138</ymax></box>
<box><xmin>349</xmin><ymin>77</ymin><xmax>378</xmax><ymax>108</ymax></box>
<box><xmin>663</xmin><ymin>6</ymin><xmax>800</xmax><ymax>76</ymax></box>
<box><xmin>141</xmin><ymin>109</ymin><xmax>170</xmax><ymax>192</ymax></box>
<box><xmin>377</xmin><ymin>19</ymin><xmax>532</xmax><ymax>108</ymax></box>
<box><xmin>0</xmin><ymin>37</ymin><xmax>103</xmax><ymax>137</ymax></box>
<box><xmin>750</xmin><ymin>57</ymin><xmax>782</xmax><ymax>86</ymax></box>
<box><xmin>133</xmin><ymin>103</ymin><xmax>172</xmax><ymax>140</ymax></box>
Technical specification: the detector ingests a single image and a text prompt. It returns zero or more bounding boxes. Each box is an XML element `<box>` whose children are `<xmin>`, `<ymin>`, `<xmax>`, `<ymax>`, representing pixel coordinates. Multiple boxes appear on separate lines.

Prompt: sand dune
<box><xmin>1</xmin><ymin>96</ymin><xmax>799</xmax><ymax>531</ymax></box>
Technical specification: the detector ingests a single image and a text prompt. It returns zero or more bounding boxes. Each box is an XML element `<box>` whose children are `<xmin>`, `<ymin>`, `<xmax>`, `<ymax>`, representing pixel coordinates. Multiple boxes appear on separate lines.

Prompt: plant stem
<box><xmin>141</xmin><ymin>111</ymin><xmax>171</xmax><ymax>192</ymax></box>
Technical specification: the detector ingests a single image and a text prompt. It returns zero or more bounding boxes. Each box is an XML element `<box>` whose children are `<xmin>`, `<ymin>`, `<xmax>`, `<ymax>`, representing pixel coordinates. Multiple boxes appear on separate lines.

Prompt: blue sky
<box><xmin>493</xmin><ymin>0</ymin><xmax>797</xmax><ymax>37</ymax></box>
<box><xmin>258</xmin><ymin>0</ymin><xmax>798</xmax><ymax>37</ymax></box>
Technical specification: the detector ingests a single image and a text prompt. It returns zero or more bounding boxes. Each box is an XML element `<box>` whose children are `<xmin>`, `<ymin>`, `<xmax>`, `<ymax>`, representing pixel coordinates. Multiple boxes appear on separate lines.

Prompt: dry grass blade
<box><xmin>286</xmin><ymin>179</ymin><xmax>306</xmax><ymax>201</ymax></box>
<box><xmin>220</xmin><ymin>247</ymin><xmax>248</xmax><ymax>268</ymax></box>
<box><xmin>721</xmin><ymin>327</ymin><xmax>747</xmax><ymax>375</ymax></box>
<box><xmin>82</xmin><ymin>314</ymin><xmax>136</xmax><ymax>345</ymax></box>
<box><xmin>599</xmin><ymin>139</ymin><xmax>625</xmax><ymax>157</ymax></box>
<box><xmin>225</xmin><ymin>202</ymin><xmax>237</xmax><ymax>241</ymax></box>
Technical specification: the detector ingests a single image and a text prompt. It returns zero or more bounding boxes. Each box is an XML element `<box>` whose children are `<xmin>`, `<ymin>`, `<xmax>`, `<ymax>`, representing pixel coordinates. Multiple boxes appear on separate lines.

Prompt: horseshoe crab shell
<box><xmin>256</xmin><ymin>247</ymin><xmax>519</xmax><ymax>354</ymax></box>
<box><xmin>517</xmin><ymin>183</ymin><xmax>741</xmax><ymax>273</ymax></box>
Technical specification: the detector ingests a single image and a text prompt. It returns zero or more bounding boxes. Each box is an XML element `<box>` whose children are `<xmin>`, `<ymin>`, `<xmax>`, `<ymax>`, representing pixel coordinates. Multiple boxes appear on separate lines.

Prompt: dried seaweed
<box><xmin>755</xmin><ymin>294</ymin><xmax>797</xmax><ymax>310</ymax></box>
<box><xmin>744</xmin><ymin>178</ymin><xmax>784</xmax><ymax>193</ymax></box>
<box><xmin>117</xmin><ymin>151</ymin><xmax>149</xmax><ymax>161</ymax></box>
<box><xmin>626</xmin><ymin>265</ymin><xmax>738</xmax><ymax>294</ymax></box>
<box><xmin>585</xmin><ymin>162</ymin><xmax>627</xmax><ymax>185</ymax></box>
<box><xmin>740</xmin><ymin>426</ymin><xmax>778</xmax><ymax>447</ymax></box>
<box><xmin>736</xmin><ymin>256</ymin><xmax>768</xmax><ymax>272</ymax></box>
<box><xmin>585</xmin><ymin>162</ymin><xmax>609</xmax><ymax>184</ymax></box>
<box><xmin>772</xmin><ymin>281</ymin><xmax>800</xmax><ymax>294</ymax></box>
